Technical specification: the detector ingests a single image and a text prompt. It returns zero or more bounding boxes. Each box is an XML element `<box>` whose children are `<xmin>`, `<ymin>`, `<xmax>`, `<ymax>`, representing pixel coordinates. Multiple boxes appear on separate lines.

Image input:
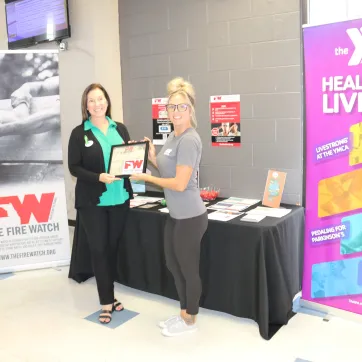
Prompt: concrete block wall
<box><xmin>118</xmin><ymin>0</ymin><xmax>302</xmax><ymax>204</ymax></box>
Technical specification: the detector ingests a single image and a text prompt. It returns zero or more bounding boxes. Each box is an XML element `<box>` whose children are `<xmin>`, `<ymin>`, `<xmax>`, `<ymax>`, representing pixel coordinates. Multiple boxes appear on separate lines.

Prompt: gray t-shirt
<box><xmin>156</xmin><ymin>128</ymin><xmax>206</xmax><ymax>219</ymax></box>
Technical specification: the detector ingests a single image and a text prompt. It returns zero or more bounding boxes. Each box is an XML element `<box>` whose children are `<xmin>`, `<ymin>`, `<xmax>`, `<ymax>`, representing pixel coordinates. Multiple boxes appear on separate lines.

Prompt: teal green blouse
<box><xmin>84</xmin><ymin>117</ymin><xmax>129</xmax><ymax>206</ymax></box>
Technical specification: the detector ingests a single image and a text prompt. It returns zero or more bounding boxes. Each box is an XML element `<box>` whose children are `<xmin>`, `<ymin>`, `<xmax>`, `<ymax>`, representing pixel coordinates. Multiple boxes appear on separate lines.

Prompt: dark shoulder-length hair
<box><xmin>81</xmin><ymin>83</ymin><xmax>112</xmax><ymax>122</ymax></box>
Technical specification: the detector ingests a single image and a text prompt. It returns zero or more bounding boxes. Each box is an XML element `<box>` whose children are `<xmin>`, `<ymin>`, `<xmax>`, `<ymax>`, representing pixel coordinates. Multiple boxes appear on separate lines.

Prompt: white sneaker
<box><xmin>161</xmin><ymin>318</ymin><xmax>198</xmax><ymax>337</ymax></box>
<box><xmin>158</xmin><ymin>315</ymin><xmax>179</xmax><ymax>329</ymax></box>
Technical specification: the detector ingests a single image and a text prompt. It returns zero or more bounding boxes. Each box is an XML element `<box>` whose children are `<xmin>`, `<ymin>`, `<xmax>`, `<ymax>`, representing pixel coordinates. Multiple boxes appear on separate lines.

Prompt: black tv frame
<box><xmin>5</xmin><ymin>0</ymin><xmax>71</xmax><ymax>50</ymax></box>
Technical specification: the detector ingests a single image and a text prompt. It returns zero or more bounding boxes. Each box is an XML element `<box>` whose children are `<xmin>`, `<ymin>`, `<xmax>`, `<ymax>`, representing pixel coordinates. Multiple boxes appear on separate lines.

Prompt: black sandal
<box><xmin>113</xmin><ymin>299</ymin><xmax>124</xmax><ymax>312</ymax></box>
<box><xmin>99</xmin><ymin>308</ymin><xmax>113</xmax><ymax>324</ymax></box>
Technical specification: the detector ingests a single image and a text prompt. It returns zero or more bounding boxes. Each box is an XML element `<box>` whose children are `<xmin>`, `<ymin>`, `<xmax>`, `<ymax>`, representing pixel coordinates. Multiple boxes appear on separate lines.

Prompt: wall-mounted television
<box><xmin>5</xmin><ymin>0</ymin><xmax>71</xmax><ymax>50</ymax></box>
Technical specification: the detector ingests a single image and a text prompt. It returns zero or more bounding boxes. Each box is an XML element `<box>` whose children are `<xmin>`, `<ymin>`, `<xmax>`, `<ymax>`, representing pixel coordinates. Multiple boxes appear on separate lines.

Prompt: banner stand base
<box><xmin>300</xmin><ymin>298</ymin><xmax>362</xmax><ymax>325</ymax></box>
<box><xmin>0</xmin><ymin>260</ymin><xmax>70</xmax><ymax>275</ymax></box>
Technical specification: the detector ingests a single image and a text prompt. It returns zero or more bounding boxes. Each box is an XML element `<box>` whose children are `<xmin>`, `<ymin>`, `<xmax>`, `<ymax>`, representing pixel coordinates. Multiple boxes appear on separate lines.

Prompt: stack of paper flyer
<box><xmin>208</xmin><ymin>210</ymin><xmax>242</xmax><ymax>222</ymax></box>
<box><xmin>246</xmin><ymin>206</ymin><xmax>291</xmax><ymax>218</ymax></box>
<box><xmin>159</xmin><ymin>207</ymin><xmax>169</xmax><ymax>213</ymax></box>
<box><xmin>241</xmin><ymin>214</ymin><xmax>266</xmax><ymax>223</ymax></box>
<box><xmin>208</xmin><ymin>202</ymin><xmax>248</xmax><ymax>212</ymax></box>
<box><xmin>224</xmin><ymin>197</ymin><xmax>260</xmax><ymax>206</ymax></box>
<box><xmin>135</xmin><ymin>196</ymin><xmax>164</xmax><ymax>203</ymax></box>
<box><xmin>208</xmin><ymin>197</ymin><xmax>260</xmax><ymax>213</ymax></box>
<box><xmin>130</xmin><ymin>196</ymin><xmax>164</xmax><ymax>208</ymax></box>
<box><xmin>137</xmin><ymin>203</ymin><xmax>159</xmax><ymax>209</ymax></box>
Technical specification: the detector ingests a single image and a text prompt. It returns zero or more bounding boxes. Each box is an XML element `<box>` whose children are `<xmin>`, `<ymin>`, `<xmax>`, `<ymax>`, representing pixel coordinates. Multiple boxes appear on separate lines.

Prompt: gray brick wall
<box><xmin>118</xmin><ymin>0</ymin><xmax>302</xmax><ymax>204</ymax></box>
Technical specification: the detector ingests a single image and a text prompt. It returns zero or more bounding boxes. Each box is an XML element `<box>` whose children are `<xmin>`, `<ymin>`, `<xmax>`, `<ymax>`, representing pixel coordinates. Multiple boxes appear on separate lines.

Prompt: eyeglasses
<box><xmin>166</xmin><ymin>103</ymin><xmax>189</xmax><ymax>112</ymax></box>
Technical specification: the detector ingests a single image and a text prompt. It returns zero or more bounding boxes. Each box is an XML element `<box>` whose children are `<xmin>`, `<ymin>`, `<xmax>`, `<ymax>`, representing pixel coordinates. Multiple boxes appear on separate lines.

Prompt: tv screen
<box><xmin>5</xmin><ymin>0</ymin><xmax>71</xmax><ymax>50</ymax></box>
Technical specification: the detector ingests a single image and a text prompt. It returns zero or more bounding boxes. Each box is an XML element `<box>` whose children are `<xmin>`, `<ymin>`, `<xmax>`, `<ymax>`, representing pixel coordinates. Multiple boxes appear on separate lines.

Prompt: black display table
<box><xmin>69</xmin><ymin>195</ymin><xmax>304</xmax><ymax>340</ymax></box>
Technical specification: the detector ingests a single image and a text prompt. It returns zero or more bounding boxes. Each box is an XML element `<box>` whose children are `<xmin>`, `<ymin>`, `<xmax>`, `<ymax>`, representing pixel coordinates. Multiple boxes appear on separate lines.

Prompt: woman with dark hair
<box><xmin>68</xmin><ymin>84</ymin><xmax>133</xmax><ymax>324</ymax></box>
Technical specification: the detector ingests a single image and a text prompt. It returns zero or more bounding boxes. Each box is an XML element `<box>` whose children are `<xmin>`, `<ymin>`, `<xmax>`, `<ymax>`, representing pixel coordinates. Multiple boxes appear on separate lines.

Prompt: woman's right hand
<box><xmin>143</xmin><ymin>137</ymin><xmax>156</xmax><ymax>161</ymax></box>
<box><xmin>99</xmin><ymin>173</ymin><xmax>119</xmax><ymax>184</ymax></box>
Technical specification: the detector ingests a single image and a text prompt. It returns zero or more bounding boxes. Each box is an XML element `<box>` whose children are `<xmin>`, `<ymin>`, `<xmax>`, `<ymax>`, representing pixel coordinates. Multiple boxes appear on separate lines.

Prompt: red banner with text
<box><xmin>210</xmin><ymin>94</ymin><xmax>241</xmax><ymax>147</ymax></box>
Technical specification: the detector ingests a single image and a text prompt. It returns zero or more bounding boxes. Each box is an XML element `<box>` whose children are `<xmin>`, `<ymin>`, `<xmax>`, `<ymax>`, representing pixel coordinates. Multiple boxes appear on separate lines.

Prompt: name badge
<box><xmin>84</xmin><ymin>135</ymin><xmax>93</xmax><ymax>147</ymax></box>
<box><xmin>164</xmin><ymin>149</ymin><xmax>172</xmax><ymax>156</ymax></box>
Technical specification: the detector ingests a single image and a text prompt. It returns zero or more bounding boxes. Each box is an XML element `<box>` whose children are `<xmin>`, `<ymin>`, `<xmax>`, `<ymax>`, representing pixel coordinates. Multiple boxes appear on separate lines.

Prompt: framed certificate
<box><xmin>108</xmin><ymin>141</ymin><xmax>149</xmax><ymax>177</ymax></box>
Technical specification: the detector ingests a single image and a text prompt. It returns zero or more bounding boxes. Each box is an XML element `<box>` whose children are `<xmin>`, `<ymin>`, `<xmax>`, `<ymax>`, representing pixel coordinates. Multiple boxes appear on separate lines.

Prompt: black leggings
<box><xmin>164</xmin><ymin>212</ymin><xmax>208</xmax><ymax>315</ymax></box>
<box><xmin>78</xmin><ymin>202</ymin><xmax>129</xmax><ymax>305</ymax></box>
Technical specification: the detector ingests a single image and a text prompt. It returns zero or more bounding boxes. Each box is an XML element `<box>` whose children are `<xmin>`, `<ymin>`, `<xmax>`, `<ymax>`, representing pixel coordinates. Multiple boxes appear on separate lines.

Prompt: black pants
<box><xmin>164</xmin><ymin>212</ymin><xmax>208</xmax><ymax>315</ymax></box>
<box><xmin>78</xmin><ymin>202</ymin><xmax>129</xmax><ymax>305</ymax></box>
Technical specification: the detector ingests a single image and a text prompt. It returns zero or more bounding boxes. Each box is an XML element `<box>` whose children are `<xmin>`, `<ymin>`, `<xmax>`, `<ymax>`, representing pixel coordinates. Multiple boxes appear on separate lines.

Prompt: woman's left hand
<box><xmin>130</xmin><ymin>173</ymin><xmax>150</xmax><ymax>182</ymax></box>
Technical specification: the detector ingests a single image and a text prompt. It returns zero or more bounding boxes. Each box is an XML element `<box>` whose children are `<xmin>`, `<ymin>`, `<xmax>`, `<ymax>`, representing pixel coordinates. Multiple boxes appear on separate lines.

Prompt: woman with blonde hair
<box><xmin>131</xmin><ymin>77</ymin><xmax>207</xmax><ymax>337</ymax></box>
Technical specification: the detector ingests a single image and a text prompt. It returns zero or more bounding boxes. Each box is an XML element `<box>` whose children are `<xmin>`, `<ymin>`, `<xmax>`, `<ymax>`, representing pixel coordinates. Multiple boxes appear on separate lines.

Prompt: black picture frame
<box><xmin>108</xmin><ymin>141</ymin><xmax>149</xmax><ymax>178</ymax></box>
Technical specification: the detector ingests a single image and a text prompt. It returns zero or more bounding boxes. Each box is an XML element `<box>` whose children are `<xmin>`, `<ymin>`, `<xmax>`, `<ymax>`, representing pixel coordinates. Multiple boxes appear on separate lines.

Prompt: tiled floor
<box><xmin>1</xmin><ymin>267</ymin><xmax>362</xmax><ymax>362</ymax></box>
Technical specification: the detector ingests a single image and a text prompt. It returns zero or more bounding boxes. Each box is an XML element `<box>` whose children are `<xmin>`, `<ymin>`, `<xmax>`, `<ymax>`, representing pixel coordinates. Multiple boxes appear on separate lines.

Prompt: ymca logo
<box><xmin>0</xmin><ymin>193</ymin><xmax>55</xmax><ymax>225</ymax></box>
<box><xmin>347</xmin><ymin>27</ymin><xmax>362</xmax><ymax>66</ymax></box>
<box><xmin>123</xmin><ymin>159</ymin><xmax>144</xmax><ymax>173</ymax></box>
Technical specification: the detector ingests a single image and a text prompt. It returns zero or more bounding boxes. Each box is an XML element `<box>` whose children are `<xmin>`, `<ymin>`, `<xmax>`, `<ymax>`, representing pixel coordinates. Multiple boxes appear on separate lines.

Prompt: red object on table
<box><xmin>200</xmin><ymin>187</ymin><xmax>220</xmax><ymax>201</ymax></box>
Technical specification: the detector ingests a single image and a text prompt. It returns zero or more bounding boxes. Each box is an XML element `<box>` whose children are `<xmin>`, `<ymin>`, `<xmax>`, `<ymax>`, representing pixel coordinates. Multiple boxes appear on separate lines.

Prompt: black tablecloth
<box><xmin>69</xmin><ymin>197</ymin><xmax>304</xmax><ymax>340</ymax></box>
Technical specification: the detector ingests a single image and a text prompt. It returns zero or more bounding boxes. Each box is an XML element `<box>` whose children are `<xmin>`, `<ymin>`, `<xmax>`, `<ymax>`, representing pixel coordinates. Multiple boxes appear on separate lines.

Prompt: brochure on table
<box><xmin>208</xmin><ymin>210</ymin><xmax>243</xmax><ymax>222</ymax></box>
<box><xmin>241</xmin><ymin>214</ymin><xmax>266</xmax><ymax>223</ymax></box>
<box><xmin>247</xmin><ymin>206</ymin><xmax>291</xmax><ymax>218</ymax></box>
<box><xmin>130</xmin><ymin>196</ymin><xmax>164</xmax><ymax>208</ymax></box>
<box><xmin>207</xmin><ymin>197</ymin><xmax>260</xmax><ymax>213</ymax></box>
<box><xmin>206</xmin><ymin>197</ymin><xmax>260</xmax><ymax>222</ymax></box>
